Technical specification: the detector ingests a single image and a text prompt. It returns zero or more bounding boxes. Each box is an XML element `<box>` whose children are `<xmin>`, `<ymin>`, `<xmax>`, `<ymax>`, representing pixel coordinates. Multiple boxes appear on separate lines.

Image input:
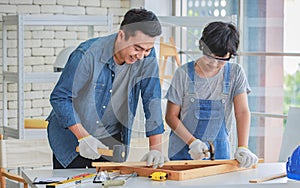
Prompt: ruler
<box><xmin>46</xmin><ymin>173</ymin><xmax>95</xmax><ymax>188</ymax></box>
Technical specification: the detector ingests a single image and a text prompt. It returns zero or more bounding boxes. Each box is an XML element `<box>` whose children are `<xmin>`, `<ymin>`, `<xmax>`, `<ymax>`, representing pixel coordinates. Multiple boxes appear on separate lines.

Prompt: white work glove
<box><xmin>234</xmin><ymin>147</ymin><xmax>258</xmax><ymax>168</ymax></box>
<box><xmin>78</xmin><ymin>135</ymin><xmax>108</xmax><ymax>160</ymax></box>
<box><xmin>141</xmin><ymin>150</ymin><xmax>169</xmax><ymax>169</ymax></box>
<box><xmin>188</xmin><ymin>139</ymin><xmax>209</xmax><ymax>160</ymax></box>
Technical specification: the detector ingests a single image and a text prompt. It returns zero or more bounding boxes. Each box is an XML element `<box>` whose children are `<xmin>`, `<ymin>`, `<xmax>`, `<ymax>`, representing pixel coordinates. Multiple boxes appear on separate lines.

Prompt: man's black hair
<box><xmin>199</xmin><ymin>21</ymin><xmax>239</xmax><ymax>57</ymax></box>
<box><xmin>120</xmin><ymin>8</ymin><xmax>162</xmax><ymax>40</ymax></box>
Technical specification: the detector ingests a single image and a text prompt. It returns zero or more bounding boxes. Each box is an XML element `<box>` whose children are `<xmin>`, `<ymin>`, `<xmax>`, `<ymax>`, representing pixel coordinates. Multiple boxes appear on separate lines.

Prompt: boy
<box><xmin>165</xmin><ymin>21</ymin><xmax>258</xmax><ymax>168</ymax></box>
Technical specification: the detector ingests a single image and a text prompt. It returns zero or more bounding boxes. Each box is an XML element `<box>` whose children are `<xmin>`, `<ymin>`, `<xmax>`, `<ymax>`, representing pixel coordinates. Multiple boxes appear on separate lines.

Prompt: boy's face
<box><xmin>203</xmin><ymin>52</ymin><xmax>231</xmax><ymax>69</ymax></box>
<box><xmin>114</xmin><ymin>30</ymin><xmax>156</xmax><ymax>65</ymax></box>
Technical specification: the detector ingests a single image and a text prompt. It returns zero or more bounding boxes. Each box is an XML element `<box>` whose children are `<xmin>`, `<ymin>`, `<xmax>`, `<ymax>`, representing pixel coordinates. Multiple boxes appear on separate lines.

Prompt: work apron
<box><xmin>169</xmin><ymin>62</ymin><xmax>231</xmax><ymax>160</ymax></box>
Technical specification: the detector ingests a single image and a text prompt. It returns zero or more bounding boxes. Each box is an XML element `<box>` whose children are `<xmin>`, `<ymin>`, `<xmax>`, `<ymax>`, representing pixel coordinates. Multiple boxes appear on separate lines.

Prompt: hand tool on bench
<box><xmin>249</xmin><ymin>172</ymin><xmax>287</xmax><ymax>183</ymax></box>
<box><xmin>149</xmin><ymin>172</ymin><xmax>168</xmax><ymax>181</ymax></box>
<box><xmin>203</xmin><ymin>141</ymin><xmax>215</xmax><ymax>160</ymax></box>
<box><xmin>76</xmin><ymin>145</ymin><xmax>126</xmax><ymax>162</ymax></box>
<box><xmin>102</xmin><ymin>172</ymin><xmax>137</xmax><ymax>187</ymax></box>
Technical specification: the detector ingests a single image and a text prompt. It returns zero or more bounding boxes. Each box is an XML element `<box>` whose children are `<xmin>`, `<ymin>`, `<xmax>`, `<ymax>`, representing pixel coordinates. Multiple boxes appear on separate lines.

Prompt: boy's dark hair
<box><xmin>199</xmin><ymin>21</ymin><xmax>239</xmax><ymax>57</ymax></box>
<box><xmin>120</xmin><ymin>8</ymin><xmax>162</xmax><ymax>40</ymax></box>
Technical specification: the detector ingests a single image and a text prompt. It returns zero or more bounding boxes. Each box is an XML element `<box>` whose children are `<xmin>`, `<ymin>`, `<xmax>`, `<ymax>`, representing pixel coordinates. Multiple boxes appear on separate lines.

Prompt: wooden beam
<box><xmin>249</xmin><ymin>172</ymin><xmax>287</xmax><ymax>183</ymax></box>
<box><xmin>92</xmin><ymin>159</ymin><xmax>239</xmax><ymax>168</ymax></box>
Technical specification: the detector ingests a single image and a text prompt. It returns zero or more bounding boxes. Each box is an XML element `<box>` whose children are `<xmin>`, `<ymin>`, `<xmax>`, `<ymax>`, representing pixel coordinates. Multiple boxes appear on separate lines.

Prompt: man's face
<box><xmin>115</xmin><ymin>30</ymin><xmax>156</xmax><ymax>65</ymax></box>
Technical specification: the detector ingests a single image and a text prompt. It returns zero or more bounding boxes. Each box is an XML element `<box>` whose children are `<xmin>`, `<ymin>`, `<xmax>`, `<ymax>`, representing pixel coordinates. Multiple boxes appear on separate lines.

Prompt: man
<box><xmin>47</xmin><ymin>8</ymin><xmax>168</xmax><ymax>169</ymax></box>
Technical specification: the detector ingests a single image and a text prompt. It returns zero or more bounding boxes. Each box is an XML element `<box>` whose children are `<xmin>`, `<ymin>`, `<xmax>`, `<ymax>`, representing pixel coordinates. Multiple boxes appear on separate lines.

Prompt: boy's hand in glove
<box><xmin>188</xmin><ymin>139</ymin><xmax>209</xmax><ymax>160</ymax></box>
<box><xmin>234</xmin><ymin>147</ymin><xmax>258</xmax><ymax>168</ymax></box>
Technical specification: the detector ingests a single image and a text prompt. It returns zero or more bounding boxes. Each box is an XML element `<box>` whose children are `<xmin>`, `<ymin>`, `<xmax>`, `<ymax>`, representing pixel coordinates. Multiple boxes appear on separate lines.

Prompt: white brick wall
<box><xmin>64</xmin><ymin>39</ymin><xmax>83</xmax><ymax>47</ymax></box>
<box><xmin>17</xmin><ymin>5</ymin><xmax>41</xmax><ymax>14</ymax></box>
<box><xmin>25</xmin><ymin>57</ymin><xmax>44</xmax><ymax>66</ymax></box>
<box><xmin>42</xmin><ymin>39</ymin><xmax>64</xmax><ymax>48</ymax></box>
<box><xmin>32</xmin><ymin>31</ymin><xmax>55</xmax><ymax>39</ymax></box>
<box><xmin>56</xmin><ymin>0</ymin><xmax>78</xmax><ymax>6</ymax></box>
<box><xmin>0</xmin><ymin>5</ymin><xmax>17</xmax><ymax>14</ymax></box>
<box><xmin>86</xmin><ymin>7</ymin><xmax>108</xmax><ymax>15</ymax></box>
<box><xmin>0</xmin><ymin>0</ymin><xmax>9</xmax><ymax>4</ymax></box>
<box><xmin>34</xmin><ymin>0</ymin><xmax>56</xmax><ymax>5</ymax></box>
<box><xmin>54</xmin><ymin>31</ymin><xmax>77</xmax><ymax>39</ymax></box>
<box><xmin>10</xmin><ymin>0</ymin><xmax>33</xmax><ymax>4</ymax></box>
<box><xmin>7</xmin><ymin>83</ymin><xmax>31</xmax><ymax>92</ymax></box>
<box><xmin>63</xmin><ymin>6</ymin><xmax>85</xmax><ymax>15</ymax></box>
<box><xmin>41</xmin><ymin>5</ymin><xmax>64</xmax><ymax>13</ymax></box>
<box><xmin>0</xmin><ymin>0</ymin><xmax>130</xmax><ymax>138</ymax></box>
<box><xmin>32</xmin><ymin>48</ymin><xmax>55</xmax><ymax>56</ymax></box>
<box><xmin>102</xmin><ymin>0</ymin><xmax>122</xmax><ymax>8</ymax></box>
<box><xmin>32</xmin><ymin>99</ymin><xmax>50</xmax><ymax>108</ymax></box>
<box><xmin>79</xmin><ymin>0</ymin><xmax>100</xmax><ymax>7</ymax></box>
<box><xmin>7</xmin><ymin>40</ymin><xmax>17</xmax><ymax>48</ymax></box>
<box><xmin>24</xmin><ymin>39</ymin><xmax>42</xmax><ymax>48</ymax></box>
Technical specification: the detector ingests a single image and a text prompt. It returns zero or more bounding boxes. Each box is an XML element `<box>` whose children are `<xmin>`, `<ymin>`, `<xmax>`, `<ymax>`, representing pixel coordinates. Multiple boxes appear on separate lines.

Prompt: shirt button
<box><xmin>190</xmin><ymin>98</ymin><xmax>195</xmax><ymax>102</ymax></box>
<box><xmin>112</xmin><ymin>74</ymin><xmax>115</xmax><ymax>77</ymax></box>
<box><xmin>102</xmin><ymin>106</ymin><xmax>106</xmax><ymax>109</ymax></box>
<box><xmin>96</xmin><ymin>121</ymin><xmax>99</xmax><ymax>124</ymax></box>
<box><xmin>109</xmin><ymin>90</ymin><xmax>112</xmax><ymax>93</ymax></box>
<box><xmin>222</xmin><ymin>99</ymin><xmax>225</xmax><ymax>103</ymax></box>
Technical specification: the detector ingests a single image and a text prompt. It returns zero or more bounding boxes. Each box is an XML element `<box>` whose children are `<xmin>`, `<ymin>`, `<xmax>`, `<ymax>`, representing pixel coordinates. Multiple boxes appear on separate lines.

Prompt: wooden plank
<box><xmin>249</xmin><ymin>172</ymin><xmax>287</xmax><ymax>183</ymax></box>
<box><xmin>92</xmin><ymin>159</ymin><xmax>239</xmax><ymax>169</ymax></box>
<box><xmin>118</xmin><ymin>166</ymin><xmax>182</xmax><ymax>181</ymax></box>
<box><xmin>179</xmin><ymin>163</ymin><xmax>239</xmax><ymax>180</ymax></box>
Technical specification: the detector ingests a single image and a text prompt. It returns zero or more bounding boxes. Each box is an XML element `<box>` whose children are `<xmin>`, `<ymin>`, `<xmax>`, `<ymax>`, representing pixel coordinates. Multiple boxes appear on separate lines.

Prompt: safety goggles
<box><xmin>203</xmin><ymin>51</ymin><xmax>232</xmax><ymax>62</ymax></box>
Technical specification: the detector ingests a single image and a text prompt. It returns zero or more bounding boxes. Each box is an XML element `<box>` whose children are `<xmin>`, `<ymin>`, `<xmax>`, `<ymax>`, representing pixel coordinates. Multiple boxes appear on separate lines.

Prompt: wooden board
<box><xmin>249</xmin><ymin>172</ymin><xmax>286</xmax><ymax>183</ymax></box>
<box><xmin>92</xmin><ymin>159</ymin><xmax>258</xmax><ymax>181</ymax></box>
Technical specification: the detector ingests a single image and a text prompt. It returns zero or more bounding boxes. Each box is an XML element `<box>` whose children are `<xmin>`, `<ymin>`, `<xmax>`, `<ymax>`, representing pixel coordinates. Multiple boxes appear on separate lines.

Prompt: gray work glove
<box><xmin>234</xmin><ymin>147</ymin><xmax>258</xmax><ymax>168</ymax></box>
<box><xmin>78</xmin><ymin>135</ymin><xmax>108</xmax><ymax>160</ymax></box>
<box><xmin>188</xmin><ymin>139</ymin><xmax>209</xmax><ymax>160</ymax></box>
<box><xmin>141</xmin><ymin>150</ymin><xmax>169</xmax><ymax>169</ymax></box>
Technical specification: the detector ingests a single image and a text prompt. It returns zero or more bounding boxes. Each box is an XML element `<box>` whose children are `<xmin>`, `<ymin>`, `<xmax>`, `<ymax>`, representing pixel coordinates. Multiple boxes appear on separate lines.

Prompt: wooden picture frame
<box><xmin>92</xmin><ymin>160</ymin><xmax>258</xmax><ymax>181</ymax></box>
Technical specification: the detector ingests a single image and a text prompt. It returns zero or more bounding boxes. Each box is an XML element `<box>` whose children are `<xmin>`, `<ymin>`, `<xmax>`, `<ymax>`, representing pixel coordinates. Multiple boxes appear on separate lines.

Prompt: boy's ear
<box><xmin>199</xmin><ymin>40</ymin><xmax>204</xmax><ymax>51</ymax></box>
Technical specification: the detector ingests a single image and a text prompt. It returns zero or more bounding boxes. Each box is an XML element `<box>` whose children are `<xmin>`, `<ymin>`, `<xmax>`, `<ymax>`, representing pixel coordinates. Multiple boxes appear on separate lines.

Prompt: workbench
<box><xmin>22</xmin><ymin>163</ymin><xmax>299</xmax><ymax>188</ymax></box>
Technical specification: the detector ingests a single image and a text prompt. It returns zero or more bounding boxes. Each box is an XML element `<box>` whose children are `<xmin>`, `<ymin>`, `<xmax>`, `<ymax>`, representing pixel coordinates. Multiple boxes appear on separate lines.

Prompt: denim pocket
<box><xmin>94</xmin><ymin>82</ymin><xmax>106</xmax><ymax>93</ymax></box>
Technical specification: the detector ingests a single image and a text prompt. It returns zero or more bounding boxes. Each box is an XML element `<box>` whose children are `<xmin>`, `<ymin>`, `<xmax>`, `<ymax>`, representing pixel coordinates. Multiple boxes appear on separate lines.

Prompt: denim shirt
<box><xmin>46</xmin><ymin>33</ymin><xmax>164</xmax><ymax>168</ymax></box>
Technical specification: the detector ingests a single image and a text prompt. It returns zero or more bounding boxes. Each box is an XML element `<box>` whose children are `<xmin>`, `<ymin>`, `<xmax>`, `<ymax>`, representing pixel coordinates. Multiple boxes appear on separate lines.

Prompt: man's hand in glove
<box><xmin>188</xmin><ymin>139</ymin><xmax>209</xmax><ymax>160</ymax></box>
<box><xmin>141</xmin><ymin>150</ymin><xmax>169</xmax><ymax>169</ymax></box>
<box><xmin>234</xmin><ymin>147</ymin><xmax>258</xmax><ymax>168</ymax></box>
<box><xmin>78</xmin><ymin>135</ymin><xmax>108</xmax><ymax>160</ymax></box>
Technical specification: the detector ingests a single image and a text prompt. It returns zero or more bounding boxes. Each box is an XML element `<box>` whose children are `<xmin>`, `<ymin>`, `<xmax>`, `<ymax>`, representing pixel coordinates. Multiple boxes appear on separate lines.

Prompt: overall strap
<box><xmin>222</xmin><ymin>63</ymin><xmax>231</xmax><ymax>95</ymax></box>
<box><xmin>187</xmin><ymin>61</ymin><xmax>196</xmax><ymax>94</ymax></box>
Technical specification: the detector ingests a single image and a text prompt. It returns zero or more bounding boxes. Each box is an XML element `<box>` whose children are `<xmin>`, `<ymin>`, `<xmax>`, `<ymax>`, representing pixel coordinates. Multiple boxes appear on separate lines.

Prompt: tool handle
<box><xmin>249</xmin><ymin>172</ymin><xmax>286</xmax><ymax>183</ymax></box>
<box><xmin>102</xmin><ymin>180</ymin><xmax>125</xmax><ymax>187</ymax></box>
<box><xmin>76</xmin><ymin>146</ymin><xmax>113</xmax><ymax>156</ymax></box>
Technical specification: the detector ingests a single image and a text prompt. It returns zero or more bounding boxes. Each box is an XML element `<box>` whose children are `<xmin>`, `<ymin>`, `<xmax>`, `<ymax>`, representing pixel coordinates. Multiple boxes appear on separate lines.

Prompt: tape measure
<box><xmin>149</xmin><ymin>172</ymin><xmax>168</xmax><ymax>181</ymax></box>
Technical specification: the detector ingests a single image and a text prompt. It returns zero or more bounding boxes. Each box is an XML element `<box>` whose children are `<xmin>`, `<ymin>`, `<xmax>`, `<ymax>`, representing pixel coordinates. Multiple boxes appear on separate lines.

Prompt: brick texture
<box><xmin>0</xmin><ymin>1</ymin><xmax>130</xmax><ymax>136</ymax></box>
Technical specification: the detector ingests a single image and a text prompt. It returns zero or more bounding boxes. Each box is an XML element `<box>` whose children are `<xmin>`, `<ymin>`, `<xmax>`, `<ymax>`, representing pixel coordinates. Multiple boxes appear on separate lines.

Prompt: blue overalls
<box><xmin>169</xmin><ymin>61</ymin><xmax>231</xmax><ymax>160</ymax></box>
